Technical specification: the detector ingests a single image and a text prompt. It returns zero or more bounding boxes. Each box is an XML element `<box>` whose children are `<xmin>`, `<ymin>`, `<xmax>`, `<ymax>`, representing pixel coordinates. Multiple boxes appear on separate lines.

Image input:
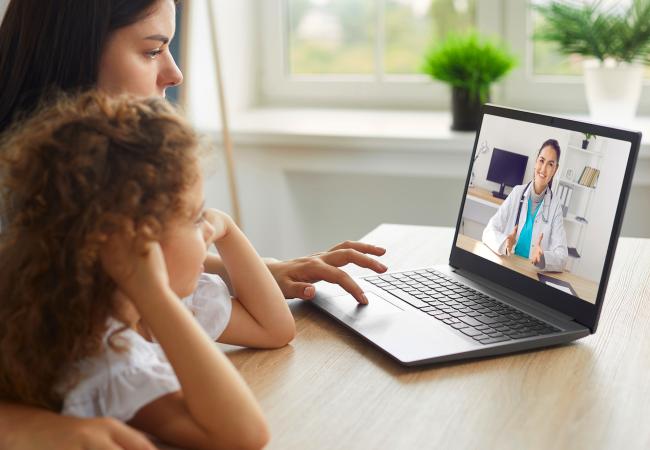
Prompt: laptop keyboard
<box><xmin>365</xmin><ymin>269</ymin><xmax>561</xmax><ymax>345</ymax></box>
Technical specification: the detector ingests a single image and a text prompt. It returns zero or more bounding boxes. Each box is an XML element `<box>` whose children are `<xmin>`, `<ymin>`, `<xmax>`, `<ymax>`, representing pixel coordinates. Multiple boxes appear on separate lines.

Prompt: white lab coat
<box><xmin>482</xmin><ymin>183</ymin><xmax>568</xmax><ymax>272</ymax></box>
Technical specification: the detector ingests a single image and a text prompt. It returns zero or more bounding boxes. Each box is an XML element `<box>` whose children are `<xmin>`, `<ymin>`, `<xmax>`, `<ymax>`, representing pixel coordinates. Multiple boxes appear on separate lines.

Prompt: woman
<box><xmin>482</xmin><ymin>139</ymin><xmax>568</xmax><ymax>272</ymax></box>
<box><xmin>0</xmin><ymin>0</ymin><xmax>385</xmax><ymax>321</ymax></box>
<box><xmin>0</xmin><ymin>0</ymin><xmax>386</xmax><ymax>448</ymax></box>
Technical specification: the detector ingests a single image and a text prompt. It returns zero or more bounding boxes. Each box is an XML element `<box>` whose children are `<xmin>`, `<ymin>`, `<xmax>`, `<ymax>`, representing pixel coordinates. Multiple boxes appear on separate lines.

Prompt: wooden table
<box><xmin>456</xmin><ymin>233</ymin><xmax>599</xmax><ymax>303</ymax></box>
<box><xmin>223</xmin><ymin>224</ymin><xmax>650</xmax><ymax>450</ymax></box>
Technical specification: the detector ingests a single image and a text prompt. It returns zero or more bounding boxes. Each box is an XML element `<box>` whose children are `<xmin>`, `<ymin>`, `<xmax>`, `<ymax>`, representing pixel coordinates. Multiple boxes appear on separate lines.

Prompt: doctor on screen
<box><xmin>482</xmin><ymin>139</ymin><xmax>568</xmax><ymax>272</ymax></box>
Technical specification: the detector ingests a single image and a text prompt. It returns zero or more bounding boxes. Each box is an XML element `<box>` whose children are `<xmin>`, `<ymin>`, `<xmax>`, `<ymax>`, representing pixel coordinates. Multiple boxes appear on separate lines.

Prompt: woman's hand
<box><xmin>505</xmin><ymin>225</ymin><xmax>518</xmax><ymax>255</ymax></box>
<box><xmin>531</xmin><ymin>233</ymin><xmax>544</xmax><ymax>265</ymax></box>
<box><xmin>99</xmin><ymin>222</ymin><xmax>170</xmax><ymax>304</ymax></box>
<box><xmin>266</xmin><ymin>241</ymin><xmax>387</xmax><ymax>304</ymax></box>
<box><xmin>42</xmin><ymin>417</ymin><xmax>155</xmax><ymax>450</ymax></box>
<box><xmin>1</xmin><ymin>407</ymin><xmax>155</xmax><ymax>450</ymax></box>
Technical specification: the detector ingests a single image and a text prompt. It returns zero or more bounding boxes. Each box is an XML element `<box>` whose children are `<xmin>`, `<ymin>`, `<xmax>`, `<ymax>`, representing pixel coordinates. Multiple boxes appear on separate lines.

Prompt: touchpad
<box><xmin>335</xmin><ymin>291</ymin><xmax>404</xmax><ymax>320</ymax></box>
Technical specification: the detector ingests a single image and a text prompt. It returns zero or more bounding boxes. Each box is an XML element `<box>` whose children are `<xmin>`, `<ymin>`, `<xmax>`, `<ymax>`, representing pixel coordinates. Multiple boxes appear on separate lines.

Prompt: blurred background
<box><xmin>2</xmin><ymin>0</ymin><xmax>649</xmax><ymax>260</ymax></box>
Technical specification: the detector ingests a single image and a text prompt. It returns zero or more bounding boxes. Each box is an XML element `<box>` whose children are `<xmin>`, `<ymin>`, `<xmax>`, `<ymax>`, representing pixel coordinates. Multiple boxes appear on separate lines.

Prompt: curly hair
<box><xmin>0</xmin><ymin>91</ymin><xmax>200</xmax><ymax>410</ymax></box>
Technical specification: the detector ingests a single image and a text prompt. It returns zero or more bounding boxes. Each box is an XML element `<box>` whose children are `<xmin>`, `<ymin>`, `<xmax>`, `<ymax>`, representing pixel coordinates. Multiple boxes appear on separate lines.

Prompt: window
<box><xmin>288</xmin><ymin>0</ymin><xmax>376</xmax><ymax>75</ymax></box>
<box><xmin>530</xmin><ymin>7</ymin><xmax>583</xmax><ymax>77</ymax></box>
<box><xmin>260</xmin><ymin>0</ymin><xmax>497</xmax><ymax>109</ymax></box>
<box><xmin>286</xmin><ymin>0</ymin><xmax>476</xmax><ymax>76</ymax></box>
<box><xmin>259</xmin><ymin>0</ymin><xmax>650</xmax><ymax>113</ymax></box>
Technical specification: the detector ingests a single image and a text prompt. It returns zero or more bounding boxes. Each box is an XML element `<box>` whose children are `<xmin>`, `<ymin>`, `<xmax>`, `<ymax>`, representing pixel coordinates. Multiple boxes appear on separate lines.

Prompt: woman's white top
<box><xmin>60</xmin><ymin>273</ymin><xmax>232</xmax><ymax>421</ymax></box>
<box><xmin>482</xmin><ymin>183</ymin><xmax>568</xmax><ymax>272</ymax></box>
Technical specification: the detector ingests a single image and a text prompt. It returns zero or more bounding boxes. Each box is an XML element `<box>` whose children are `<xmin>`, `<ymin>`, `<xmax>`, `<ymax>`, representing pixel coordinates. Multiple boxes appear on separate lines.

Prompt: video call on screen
<box><xmin>457</xmin><ymin>114</ymin><xmax>631</xmax><ymax>305</ymax></box>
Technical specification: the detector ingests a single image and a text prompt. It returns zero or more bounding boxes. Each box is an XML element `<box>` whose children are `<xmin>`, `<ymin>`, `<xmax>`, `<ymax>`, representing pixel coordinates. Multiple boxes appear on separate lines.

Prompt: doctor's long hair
<box><xmin>537</xmin><ymin>139</ymin><xmax>561</xmax><ymax>191</ymax></box>
<box><xmin>0</xmin><ymin>92</ymin><xmax>200</xmax><ymax>410</ymax></box>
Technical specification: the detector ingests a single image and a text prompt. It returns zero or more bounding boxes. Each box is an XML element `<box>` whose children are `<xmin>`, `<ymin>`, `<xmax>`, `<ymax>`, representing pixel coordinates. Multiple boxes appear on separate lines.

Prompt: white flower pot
<box><xmin>583</xmin><ymin>59</ymin><xmax>644</xmax><ymax>122</ymax></box>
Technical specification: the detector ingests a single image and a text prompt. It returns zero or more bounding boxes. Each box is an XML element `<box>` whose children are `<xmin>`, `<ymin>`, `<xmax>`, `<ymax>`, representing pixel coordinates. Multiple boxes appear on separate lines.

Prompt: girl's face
<box><xmin>534</xmin><ymin>145</ymin><xmax>559</xmax><ymax>192</ymax></box>
<box><xmin>97</xmin><ymin>0</ymin><xmax>183</xmax><ymax>98</ymax></box>
<box><xmin>161</xmin><ymin>170</ymin><xmax>216</xmax><ymax>298</ymax></box>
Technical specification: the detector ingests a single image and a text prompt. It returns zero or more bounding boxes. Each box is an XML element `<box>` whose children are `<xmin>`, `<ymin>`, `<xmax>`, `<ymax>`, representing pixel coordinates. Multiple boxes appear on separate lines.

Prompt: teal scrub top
<box><xmin>514</xmin><ymin>196</ymin><xmax>542</xmax><ymax>258</ymax></box>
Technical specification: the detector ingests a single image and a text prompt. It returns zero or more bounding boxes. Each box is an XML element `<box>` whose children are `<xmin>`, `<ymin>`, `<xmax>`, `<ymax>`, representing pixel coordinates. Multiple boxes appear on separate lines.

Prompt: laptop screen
<box><xmin>456</xmin><ymin>112</ymin><xmax>632</xmax><ymax>306</ymax></box>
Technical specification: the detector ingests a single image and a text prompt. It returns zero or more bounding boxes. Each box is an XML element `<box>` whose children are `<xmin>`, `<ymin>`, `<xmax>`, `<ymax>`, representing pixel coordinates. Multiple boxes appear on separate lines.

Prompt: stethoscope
<box><xmin>514</xmin><ymin>181</ymin><xmax>553</xmax><ymax>227</ymax></box>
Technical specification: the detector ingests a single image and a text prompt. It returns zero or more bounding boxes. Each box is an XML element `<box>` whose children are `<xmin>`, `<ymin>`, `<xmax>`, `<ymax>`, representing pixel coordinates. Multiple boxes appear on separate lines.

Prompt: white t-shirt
<box><xmin>60</xmin><ymin>273</ymin><xmax>232</xmax><ymax>421</ymax></box>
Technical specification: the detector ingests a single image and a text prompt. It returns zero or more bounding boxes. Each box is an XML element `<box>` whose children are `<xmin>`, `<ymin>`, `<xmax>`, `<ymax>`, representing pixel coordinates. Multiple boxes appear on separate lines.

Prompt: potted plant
<box><xmin>533</xmin><ymin>0</ymin><xmax>650</xmax><ymax>121</ymax></box>
<box><xmin>422</xmin><ymin>32</ymin><xmax>517</xmax><ymax>131</ymax></box>
<box><xmin>582</xmin><ymin>133</ymin><xmax>597</xmax><ymax>150</ymax></box>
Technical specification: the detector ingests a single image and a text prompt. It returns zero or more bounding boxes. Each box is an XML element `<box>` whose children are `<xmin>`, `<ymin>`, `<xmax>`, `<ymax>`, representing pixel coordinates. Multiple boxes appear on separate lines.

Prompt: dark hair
<box><xmin>0</xmin><ymin>90</ymin><xmax>200</xmax><ymax>410</ymax></box>
<box><xmin>0</xmin><ymin>0</ymin><xmax>174</xmax><ymax>133</ymax></box>
<box><xmin>537</xmin><ymin>138</ymin><xmax>561</xmax><ymax>190</ymax></box>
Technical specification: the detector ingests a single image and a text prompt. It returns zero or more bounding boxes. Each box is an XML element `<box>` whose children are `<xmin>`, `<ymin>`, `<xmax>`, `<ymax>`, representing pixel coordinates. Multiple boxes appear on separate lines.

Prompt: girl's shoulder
<box><xmin>60</xmin><ymin>320</ymin><xmax>180</xmax><ymax>421</ymax></box>
<box><xmin>59</xmin><ymin>274</ymin><xmax>232</xmax><ymax>421</ymax></box>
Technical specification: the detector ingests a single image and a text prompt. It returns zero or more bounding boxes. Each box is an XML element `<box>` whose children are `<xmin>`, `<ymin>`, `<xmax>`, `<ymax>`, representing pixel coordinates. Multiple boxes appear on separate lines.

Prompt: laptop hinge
<box><xmin>452</xmin><ymin>267</ymin><xmax>576</xmax><ymax>323</ymax></box>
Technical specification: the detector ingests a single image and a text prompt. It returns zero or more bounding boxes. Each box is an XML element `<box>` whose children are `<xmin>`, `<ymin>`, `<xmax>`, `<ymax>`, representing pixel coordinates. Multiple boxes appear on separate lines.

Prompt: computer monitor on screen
<box><xmin>486</xmin><ymin>148</ymin><xmax>528</xmax><ymax>199</ymax></box>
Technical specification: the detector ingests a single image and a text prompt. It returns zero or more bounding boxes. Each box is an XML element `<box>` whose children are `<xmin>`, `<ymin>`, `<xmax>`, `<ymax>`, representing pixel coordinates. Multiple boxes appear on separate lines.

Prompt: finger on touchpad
<box><xmin>339</xmin><ymin>292</ymin><xmax>404</xmax><ymax>318</ymax></box>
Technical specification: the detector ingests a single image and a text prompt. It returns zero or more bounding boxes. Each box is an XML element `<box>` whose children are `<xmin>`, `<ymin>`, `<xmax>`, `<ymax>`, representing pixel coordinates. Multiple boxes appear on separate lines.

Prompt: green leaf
<box><xmin>532</xmin><ymin>0</ymin><xmax>650</xmax><ymax>63</ymax></box>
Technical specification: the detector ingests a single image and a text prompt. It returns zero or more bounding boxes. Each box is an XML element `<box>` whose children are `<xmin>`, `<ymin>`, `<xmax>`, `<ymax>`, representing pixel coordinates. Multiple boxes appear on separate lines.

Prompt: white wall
<box><xmin>184</xmin><ymin>0</ymin><xmax>256</xmax><ymax>130</ymax></box>
<box><xmin>182</xmin><ymin>0</ymin><xmax>260</xmax><ymax>227</ymax></box>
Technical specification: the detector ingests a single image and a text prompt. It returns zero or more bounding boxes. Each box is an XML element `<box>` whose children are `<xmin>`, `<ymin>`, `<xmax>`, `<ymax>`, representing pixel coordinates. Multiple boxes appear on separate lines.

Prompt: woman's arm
<box><xmin>101</xmin><ymin>230</ymin><xmax>269</xmax><ymax>450</ymax></box>
<box><xmin>207</xmin><ymin>210</ymin><xmax>295</xmax><ymax>348</ymax></box>
<box><xmin>0</xmin><ymin>403</ymin><xmax>154</xmax><ymax>450</ymax></box>
<box><xmin>205</xmin><ymin>241</ymin><xmax>387</xmax><ymax>303</ymax></box>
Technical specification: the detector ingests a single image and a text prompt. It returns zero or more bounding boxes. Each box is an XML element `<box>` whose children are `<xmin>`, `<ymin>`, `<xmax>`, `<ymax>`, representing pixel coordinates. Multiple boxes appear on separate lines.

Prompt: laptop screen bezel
<box><xmin>449</xmin><ymin>104</ymin><xmax>640</xmax><ymax>332</ymax></box>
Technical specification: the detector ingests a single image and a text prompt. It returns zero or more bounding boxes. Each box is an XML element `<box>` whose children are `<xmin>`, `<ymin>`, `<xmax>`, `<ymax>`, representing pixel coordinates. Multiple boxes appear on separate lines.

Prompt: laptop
<box><xmin>312</xmin><ymin>104</ymin><xmax>640</xmax><ymax>366</ymax></box>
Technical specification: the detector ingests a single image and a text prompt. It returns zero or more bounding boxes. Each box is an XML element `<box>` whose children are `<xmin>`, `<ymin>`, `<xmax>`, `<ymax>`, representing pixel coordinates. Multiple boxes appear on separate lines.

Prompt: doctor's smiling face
<box><xmin>534</xmin><ymin>140</ymin><xmax>561</xmax><ymax>194</ymax></box>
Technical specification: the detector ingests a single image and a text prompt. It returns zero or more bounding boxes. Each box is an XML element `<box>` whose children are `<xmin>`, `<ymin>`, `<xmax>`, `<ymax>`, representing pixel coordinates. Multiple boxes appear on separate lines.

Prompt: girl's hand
<box><xmin>202</xmin><ymin>208</ymin><xmax>232</xmax><ymax>243</ymax></box>
<box><xmin>99</xmin><ymin>223</ymin><xmax>170</xmax><ymax>303</ymax></box>
<box><xmin>266</xmin><ymin>241</ymin><xmax>387</xmax><ymax>304</ymax></box>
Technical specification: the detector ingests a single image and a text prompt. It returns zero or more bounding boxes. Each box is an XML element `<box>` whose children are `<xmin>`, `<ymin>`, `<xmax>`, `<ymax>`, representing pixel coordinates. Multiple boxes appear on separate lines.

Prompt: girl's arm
<box><xmin>101</xmin><ymin>232</ymin><xmax>269</xmax><ymax>450</ymax></box>
<box><xmin>209</xmin><ymin>210</ymin><xmax>296</xmax><ymax>348</ymax></box>
<box><xmin>204</xmin><ymin>253</ymin><xmax>231</xmax><ymax>289</ymax></box>
<box><xmin>204</xmin><ymin>240</ymin><xmax>387</xmax><ymax>304</ymax></box>
<box><xmin>0</xmin><ymin>403</ymin><xmax>155</xmax><ymax>450</ymax></box>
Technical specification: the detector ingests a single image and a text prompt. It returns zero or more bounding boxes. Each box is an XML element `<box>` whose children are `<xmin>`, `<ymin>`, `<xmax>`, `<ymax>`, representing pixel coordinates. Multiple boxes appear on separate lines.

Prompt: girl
<box><xmin>0</xmin><ymin>91</ymin><xmax>294</xmax><ymax>449</ymax></box>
